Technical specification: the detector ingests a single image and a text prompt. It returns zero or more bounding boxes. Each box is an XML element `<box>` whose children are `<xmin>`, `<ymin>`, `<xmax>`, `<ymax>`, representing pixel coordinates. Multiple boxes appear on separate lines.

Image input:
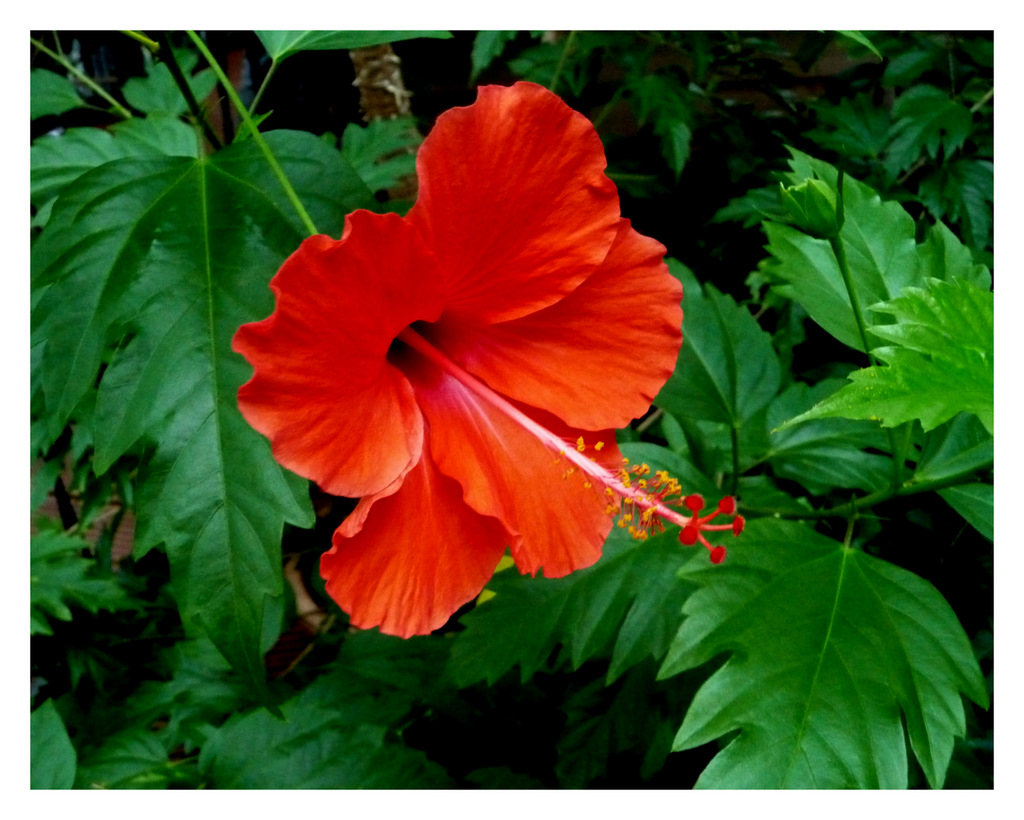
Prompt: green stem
<box><xmin>121</xmin><ymin>30</ymin><xmax>160</xmax><ymax>53</ymax></box>
<box><xmin>970</xmin><ymin>86</ymin><xmax>994</xmax><ymax>114</ymax></box>
<box><xmin>549</xmin><ymin>31</ymin><xmax>576</xmax><ymax>95</ymax></box>
<box><xmin>740</xmin><ymin>458</ymin><xmax>992</xmax><ymax>521</ymax></box>
<box><xmin>729</xmin><ymin>425</ymin><xmax>740</xmax><ymax>497</ymax></box>
<box><xmin>186</xmin><ymin>31</ymin><xmax>319</xmax><ymax>237</ymax></box>
<box><xmin>157</xmin><ymin>32</ymin><xmax>222</xmax><ymax>151</ymax></box>
<box><xmin>248</xmin><ymin>58</ymin><xmax>279</xmax><ymax>117</ymax></box>
<box><xmin>31</xmin><ymin>36</ymin><xmax>134</xmax><ymax>119</ymax></box>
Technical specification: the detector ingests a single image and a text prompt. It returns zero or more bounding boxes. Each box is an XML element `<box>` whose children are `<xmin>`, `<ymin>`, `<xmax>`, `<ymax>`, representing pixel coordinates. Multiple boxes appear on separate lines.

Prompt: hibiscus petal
<box><xmin>423</xmin><ymin>220</ymin><xmax>683</xmax><ymax>431</ymax></box>
<box><xmin>321</xmin><ymin>441</ymin><xmax>510</xmax><ymax>638</ymax></box>
<box><xmin>407</xmin><ymin>81</ymin><xmax>621</xmax><ymax>324</ymax></box>
<box><xmin>404</xmin><ymin>356</ymin><xmax>621</xmax><ymax>578</ymax></box>
<box><xmin>233</xmin><ymin>211</ymin><xmax>446</xmax><ymax>498</ymax></box>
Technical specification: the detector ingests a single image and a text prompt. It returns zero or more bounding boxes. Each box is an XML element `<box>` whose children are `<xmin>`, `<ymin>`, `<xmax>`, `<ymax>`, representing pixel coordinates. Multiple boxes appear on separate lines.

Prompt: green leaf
<box><xmin>764</xmin><ymin>380</ymin><xmax>893</xmax><ymax>495</ymax></box>
<box><xmin>914</xmin><ymin>412</ymin><xmax>993</xmax><ymax>486</ymax></box>
<box><xmin>122</xmin><ymin>59</ymin><xmax>217</xmax><ymax>116</ymax></box>
<box><xmin>917</xmin><ymin>159</ymin><xmax>994</xmax><ymax>251</ymax></box>
<box><xmin>938</xmin><ymin>484</ymin><xmax>993</xmax><ymax>541</ymax></box>
<box><xmin>805</xmin><ymin>93</ymin><xmax>891</xmax><ymax>160</ymax></box>
<box><xmin>256</xmin><ymin>30</ymin><xmax>451</xmax><ymax>62</ymax></box>
<box><xmin>31</xmin><ymin>700</ymin><xmax>77</xmax><ymax>789</ymax></box>
<box><xmin>31</xmin><ymin>528</ymin><xmax>132</xmax><ymax>634</ymax></box>
<box><xmin>74</xmin><ymin>729</ymin><xmax>180</xmax><ymax>789</ymax></box>
<box><xmin>31</xmin><ymin>68</ymin><xmax>88</xmax><ymax>119</ymax></box>
<box><xmin>470</xmin><ymin>31</ymin><xmax>519</xmax><ymax>82</ymax></box>
<box><xmin>200</xmin><ymin>669</ymin><xmax>452</xmax><ymax>788</ymax></box>
<box><xmin>660</xmin><ymin>519</ymin><xmax>988</xmax><ymax>789</ymax></box>
<box><xmin>835</xmin><ymin>31</ymin><xmax>883</xmax><ymax>60</ymax></box>
<box><xmin>450</xmin><ymin>443</ymin><xmax>712</xmax><ymax>688</ymax></box>
<box><xmin>340</xmin><ymin>117</ymin><xmax>419</xmax><ymax>195</ymax></box>
<box><xmin>766</xmin><ymin>151</ymin><xmax>918</xmax><ymax>351</ymax></box>
<box><xmin>655</xmin><ymin>267</ymin><xmax>780</xmax><ymax>427</ymax></box>
<box><xmin>765</xmin><ymin>150</ymin><xmax>988</xmax><ymax>352</ymax></box>
<box><xmin>31</xmin><ymin>118</ymin><xmax>200</xmax><ymax>228</ymax></box>
<box><xmin>789</xmin><ymin>278</ymin><xmax>993</xmax><ymax>434</ymax></box>
<box><xmin>31</xmin><ymin>131</ymin><xmax>372</xmax><ymax>692</ymax></box>
<box><xmin>885</xmin><ymin>85</ymin><xmax>973</xmax><ymax>180</ymax></box>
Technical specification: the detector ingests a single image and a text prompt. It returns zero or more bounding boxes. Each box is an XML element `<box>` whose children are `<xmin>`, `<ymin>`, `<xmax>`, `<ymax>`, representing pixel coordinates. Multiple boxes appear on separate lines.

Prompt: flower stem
<box><xmin>31</xmin><ymin>36</ymin><xmax>134</xmax><ymax>120</ymax></box>
<box><xmin>186</xmin><ymin>30</ymin><xmax>319</xmax><ymax>237</ymax></box>
<box><xmin>120</xmin><ymin>30</ymin><xmax>160</xmax><ymax>53</ymax></box>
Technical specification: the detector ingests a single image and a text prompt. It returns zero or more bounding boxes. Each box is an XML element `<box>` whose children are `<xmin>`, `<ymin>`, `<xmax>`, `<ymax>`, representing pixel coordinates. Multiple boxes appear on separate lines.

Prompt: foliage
<box><xmin>30</xmin><ymin>30</ymin><xmax>992</xmax><ymax>790</ymax></box>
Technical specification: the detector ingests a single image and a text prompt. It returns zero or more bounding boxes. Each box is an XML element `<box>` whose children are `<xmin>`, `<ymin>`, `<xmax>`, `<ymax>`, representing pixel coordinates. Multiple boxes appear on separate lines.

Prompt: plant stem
<box><xmin>729</xmin><ymin>424</ymin><xmax>740</xmax><ymax>497</ymax></box>
<box><xmin>121</xmin><ymin>30</ymin><xmax>160</xmax><ymax>53</ymax></box>
<box><xmin>970</xmin><ymin>86</ymin><xmax>994</xmax><ymax>114</ymax></box>
<box><xmin>186</xmin><ymin>30</ymin><xmax>319</xmax><ymax>237</ymax></box>
<box><xmin>549</xmin><ymin>31</ymin><xmax>577</xmax><ymax>95</ymax></box>
<box><xmin>156</xmin><ymin>32</ymin><xmax>223</xmax><ymax>151</ymax></box>
<box><xmin>740</xmin><ymin>459</ymin><xmax>992</xmax><ymax>521</ymax></box>
<box><xmin>31</xmin><ymin>36</ymin><xmax>134</xmax><ymax>119</ymax></box>
<box><xmin>248</xmin><ymin>58</ymin><xmax>279</xmax><ymax>117</ymax></box>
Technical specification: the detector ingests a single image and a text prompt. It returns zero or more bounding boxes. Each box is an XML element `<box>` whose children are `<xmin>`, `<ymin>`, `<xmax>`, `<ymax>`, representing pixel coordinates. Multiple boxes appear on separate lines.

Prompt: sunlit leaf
<box><xmin>660</xmin><ymin>519</ymin><xmax>988</xmax><ymax>789</ymax></box>
<box><xmin>789</xmin><ymin>278</ymin><xmax>993</xmax><ymax>434</ymax></box>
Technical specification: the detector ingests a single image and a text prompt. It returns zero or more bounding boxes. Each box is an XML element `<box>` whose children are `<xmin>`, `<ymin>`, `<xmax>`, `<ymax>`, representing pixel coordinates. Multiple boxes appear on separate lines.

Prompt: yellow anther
<box><xmin>617</xmin><ymin>519</ymin><xmax>627</xmax><ymax>528</ymax></box>
<box><xmin>583</xmin><ymin>481</ymin><xmax>592</xmax><ymax>489</ymax></box>
<box><xmin>638</xmin><ymin>479</ymin><xmax>647</xmax><ymax>488</ymax></box>
<box><xmin>605</xmin><ymin>504</ymin><xmax>618</xmax><ymax>515</ymax></box>
<box><xmin>576</xmin><ymin>436</ymin><xmax>586</xmax><ymax>452</ymax></box>
<box><xmin>605</xmin><ymin>487</ymin><xmax>615</xmax><ymax>497</ymax></box>
<box><xmin>637</xmin><ymin>464</ymin><xmax>650</xmax><ymax>476</ymax></box>
<box><xmin>595</xmin><ymin>441</ymin><xmax>605</xmax><ymax>451</ymax></box>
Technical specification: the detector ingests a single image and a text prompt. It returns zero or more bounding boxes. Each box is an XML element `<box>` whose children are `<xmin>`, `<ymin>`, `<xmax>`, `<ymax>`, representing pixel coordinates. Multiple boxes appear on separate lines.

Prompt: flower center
<box><xmin>395</xmin><ymin>326</ymin><xmax>743</xmax><ymax>563</ymax></box>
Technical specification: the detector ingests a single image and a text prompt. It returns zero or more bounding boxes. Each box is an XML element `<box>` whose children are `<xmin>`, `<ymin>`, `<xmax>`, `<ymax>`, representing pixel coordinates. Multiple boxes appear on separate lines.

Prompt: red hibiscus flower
<box><xmin>233</xmin><ymin>81</ymin><xmax>737</xmax><ymax>638</ymax></box>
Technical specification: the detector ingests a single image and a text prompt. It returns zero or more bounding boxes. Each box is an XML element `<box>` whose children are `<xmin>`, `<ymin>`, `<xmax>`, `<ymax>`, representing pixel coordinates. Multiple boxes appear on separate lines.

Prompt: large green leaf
<box><xmin>31</xmin><ymin>700</ymin><xmax>77</xmax><ymax>789</ymax></box>
<box><xmin>655</xmin><ymin>263</ymin><xmax>780</xmax><ymax>427</ymax></box>
<box><xmin>660</xmin><ymin>519</ymin><xmax>988</xmax><ymax>789</ymax></box>
<box><xmin>256</xmin><ymin>30</ymin><xmax>451</xmax><ymax>62</ymax></box>
<box><xmin>31</xmin><ymin>130</ymin><xmax>373</xmax><ymax>692</ymax></box>
<box><xmin>789</xmin><ymin>278</ymin><xmax>993</xmax><ymax>434</ymax></box>
<box><xmin>31</xmin><ymin>118</ymin><xmax>200</xmax><ymax>228</ymax></box>
<box><xmin>450</xmin><ymin>443</ymin><xmax>716</xmax><ymax>687</ymax></box>
<box><xmin>938</xmin><ymin>484</ymin><xmax>993</xmax><ymax>541</ymax></box>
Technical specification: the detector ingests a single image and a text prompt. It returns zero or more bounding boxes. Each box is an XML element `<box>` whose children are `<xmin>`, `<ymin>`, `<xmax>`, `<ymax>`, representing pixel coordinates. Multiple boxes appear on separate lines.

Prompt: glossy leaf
<box><xmin>660</xmin><ymin>519</ymin><xmax>988</xmax><ymax>789</ymax></box>
<box><xmin>914</xmin><ymin>412</ymin><xmax>993</xmax><ymax>485</ymax></box>
<box><xmin>256</xmin><ymin>30</ymin><xmax>451</xmax><ymax>62</ymax></box>
<box><xmin>450</xmin><ymin>443</ymin><xmax>714</xmax><ymax>688</ymax></box>
<box><xmin>31</xmin><ymin>131</ymin><xmax>373</xmax><ymax>691</ymax></box>
<box><xmin>655</xmin><ymin>264</ymin><xmax>780</xmax><ymax>427</ymax></box>
<box><xmin>31</xmin><ymin>700</ymin><xmax>77</xmax><ymax>789</ymax></box>
<box><xmin>789</xmin><ymin>278</ymin><xmax>993</xmax><ymax>434</ymax></box>
<box><xmin>31</xmin><ymin>68</ymin><xmax>88</xmax><ymax>119</ymax></box>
